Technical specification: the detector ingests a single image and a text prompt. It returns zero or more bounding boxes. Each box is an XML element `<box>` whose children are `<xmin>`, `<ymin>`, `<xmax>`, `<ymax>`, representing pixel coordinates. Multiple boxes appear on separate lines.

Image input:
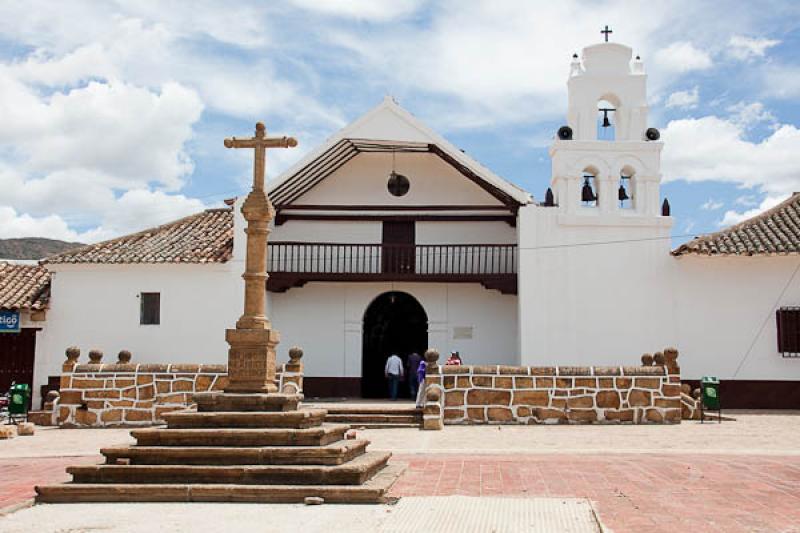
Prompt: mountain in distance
<box><xmin>0</xmin><ymin>237</ymin><xmax>84</xmax><ymax>260</ymax></box>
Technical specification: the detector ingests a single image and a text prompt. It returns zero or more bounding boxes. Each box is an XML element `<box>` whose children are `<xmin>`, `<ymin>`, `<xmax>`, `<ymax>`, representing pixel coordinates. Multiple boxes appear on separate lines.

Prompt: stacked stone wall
<box><xmin>55</xmin><ymin>347</ymin><xmax>304</xmax><ymax>428</ymax></box>
<box><xmin>422</xmin><ymin>348</ymin><xmax>682</xmax><ymax>428</ymax></box>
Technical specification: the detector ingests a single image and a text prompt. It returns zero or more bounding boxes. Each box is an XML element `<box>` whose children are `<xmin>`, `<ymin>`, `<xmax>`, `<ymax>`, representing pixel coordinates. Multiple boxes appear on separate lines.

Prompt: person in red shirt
<box><xmin>445</xmin><ymin>351</ymin><xmax>462</xmax><ymax>366</ymax></box>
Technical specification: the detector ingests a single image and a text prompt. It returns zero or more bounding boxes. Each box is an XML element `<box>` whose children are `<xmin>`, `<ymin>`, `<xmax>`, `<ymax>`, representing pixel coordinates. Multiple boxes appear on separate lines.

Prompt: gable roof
<box><xmin>268</xmin><ymin>97</ymin><xmax>531</xmax><ymax>207</ymax></box>
<box><xmin>0</xmin><ymin>262</ymin><xmax>50</xmax><ymax>311</ymax></box>
<box><xmin>673</xmin><ymin>193</ymin><xmax>800</xmax><ymax>257</ymax></box>
<box><xmin>43</xmin><ymin>208</ymin><xmax>234</xmax><ymax>265</ymax></box>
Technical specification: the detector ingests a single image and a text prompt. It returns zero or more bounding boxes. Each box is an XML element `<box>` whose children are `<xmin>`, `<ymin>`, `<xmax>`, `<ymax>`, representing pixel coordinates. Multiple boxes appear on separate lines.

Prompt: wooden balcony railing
<box><xmin>267</xmin><ymin>242</ymin><xmax>517</xmax><ymax>293</ymax></box>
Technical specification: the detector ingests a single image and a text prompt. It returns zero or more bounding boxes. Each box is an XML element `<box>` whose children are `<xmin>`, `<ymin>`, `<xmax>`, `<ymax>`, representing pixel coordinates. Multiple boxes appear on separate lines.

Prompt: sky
<box><xmin>0</xmin><ymin>0</ymin><xmax>799</xmax><ymax>244</ymax></box>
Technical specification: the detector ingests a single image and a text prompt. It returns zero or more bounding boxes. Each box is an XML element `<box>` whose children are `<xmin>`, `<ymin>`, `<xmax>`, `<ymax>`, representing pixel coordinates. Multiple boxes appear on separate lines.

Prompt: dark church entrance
<box><xmin>362</xmin><ymin>291</ymin><xmax>428</xmax><ymax>398</ymax></box>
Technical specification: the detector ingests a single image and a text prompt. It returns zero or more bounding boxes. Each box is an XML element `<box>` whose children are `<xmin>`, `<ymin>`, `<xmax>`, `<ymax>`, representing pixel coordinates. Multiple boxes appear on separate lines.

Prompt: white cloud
<box><xmin>662</xmin><ymin>115</ymin><xmax>800</xmax><ymax>198</ymax></box>
<box><xmin>666</xmin><ymin>86</ymin><xmax>699</xmax><ymax>109</ymax></box>
<box><xmin>735</xmin><ymin>195</ymin><xmax>758</xmax><ymax>207</ymax></box>
<box><xmin>719</xmin><ymin>195</ymin><xmax>784</xmax><ymax>226</ymax></box>
<box><xmin>728</xmin><ymin>35</ymin><xmax>780</xmax><ymax>61</ymax></box>
<box><xmin>726</xmin><ymin>101</ymin><xmax>776</xmax><ymax>129</ymax></box>
<box><xmin>654</xmin><ymin>42</ymin><xmax>712</xmax><ymax>73</ymax></box>
<box><xmin>0</xmin><ymin>207</ymin><xmax>81</xmax><ymax>241</ymax></box>
<box><xmin>700</xmin><ymin>198</ymin><xmax>723</xmax><ymax>211</ymax></box>
<box><xmin>288</xmin><ymin>0</ymin><xmax>424</xmax><ymax>21</ymax></box>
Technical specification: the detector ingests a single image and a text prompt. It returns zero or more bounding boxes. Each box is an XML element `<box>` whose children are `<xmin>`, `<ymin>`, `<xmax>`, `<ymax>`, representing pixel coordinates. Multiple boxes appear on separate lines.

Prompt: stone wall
<box><xmin>55</xmin><ymin>347</ymin><xmax>304</xmax><ymax>428</ymax></box>
<box><xmin>422</xmin><ymin>348</ymin><xmax>682</xmax><ymax>429</ymax></box>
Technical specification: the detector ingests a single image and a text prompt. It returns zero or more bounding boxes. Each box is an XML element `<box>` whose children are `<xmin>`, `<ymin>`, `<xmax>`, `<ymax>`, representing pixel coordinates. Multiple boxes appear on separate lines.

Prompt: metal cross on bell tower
<box><xmin>601</xmin><ymin>25</ymin><xmax>613</xmax><ymax>42</ymax></box>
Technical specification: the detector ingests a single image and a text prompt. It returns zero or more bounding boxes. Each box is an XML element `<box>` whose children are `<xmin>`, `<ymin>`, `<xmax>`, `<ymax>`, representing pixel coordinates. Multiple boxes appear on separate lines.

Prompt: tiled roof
<box><xmin>44</xmin><ymin>208</ymin><xmax>234</xmax><ymax>265</ymax></box>
<box><xmin>673</xmin><ymin>193</ymin><xmax>800</xmax><ymax>256</ymax></box>
<box><xmin>0</xmin><ymin>262</ymin><xmax>50</xmax><ymax>311</ymax></box>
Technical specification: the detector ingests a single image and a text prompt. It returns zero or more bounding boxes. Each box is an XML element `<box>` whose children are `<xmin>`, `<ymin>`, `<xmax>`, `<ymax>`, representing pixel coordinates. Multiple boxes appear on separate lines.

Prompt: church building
<box><xmin>11</xmin><ymin>38</ymin><xmax>800</xmax><ymax>407</ymax></box>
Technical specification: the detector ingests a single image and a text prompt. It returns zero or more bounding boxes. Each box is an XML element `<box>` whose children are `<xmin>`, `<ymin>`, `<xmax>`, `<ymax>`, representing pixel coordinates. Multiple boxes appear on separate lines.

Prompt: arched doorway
<box><xmin>362</xmin><ymin>291</ymin><xmax>428</xmax><ymax>398</ymax></box>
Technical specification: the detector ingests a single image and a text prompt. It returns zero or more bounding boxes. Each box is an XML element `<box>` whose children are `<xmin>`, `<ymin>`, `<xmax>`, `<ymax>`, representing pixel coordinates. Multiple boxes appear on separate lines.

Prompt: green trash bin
<box><xmin>700</xmin><ymin>376</ymin><xmax>721</xmax><ymax>423</ymax></box>
<box><xmin>9</xmin><ymin>383</ymin><xmax>30</xmax><ymax>417</ymax></box>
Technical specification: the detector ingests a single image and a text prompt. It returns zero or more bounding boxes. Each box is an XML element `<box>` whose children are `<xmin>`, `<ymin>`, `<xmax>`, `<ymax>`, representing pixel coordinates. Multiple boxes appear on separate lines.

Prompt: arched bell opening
<box><xmin>581</xmin><ymin>166</ymin><xmax>599</xmax><ymax>208</ymax></box>
<box><xmin>618</xmin><ymin>165</ymin><xmax>635</xmax><ymax>210</ymax></box>
<box><xmin>597</xmin><ymin>97</ymin><xmax>618</xmax><ymax>141</ymax></box>
<box><xmin>361</xmin><ymin>291</ymin><xmax>428</xmax><ymax>399</ymax></box>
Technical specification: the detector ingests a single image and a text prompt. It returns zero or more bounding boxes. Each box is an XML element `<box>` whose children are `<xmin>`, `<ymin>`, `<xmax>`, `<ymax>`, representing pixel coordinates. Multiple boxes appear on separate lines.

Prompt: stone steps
<box><xmin>319</xmin><ymin>404</ymin><xmax>420</xmax><ymax>416</ymax></box>
<box><xmin>101</xmin><ymin>440</ymin><xmax>369</xmax><ymax>466</ymax></box>
<box><xmin>327</xmin><ymin>414</ymin><xmax>421</xmax><ymax>425</ymax></box>
<box><xmin>35</xmin><ymin>464</ymin><xmax>404</xmax><ymax>504</ymax></box>
<box><xmin>162</xmin><ymin>409</ymin><xmax>327</xmax><ymax>429</ymax></box>
<box><xmin>131</xmin><ymin>424</ymin><xmax>350</xmax><ymax>447</ymax></box>
<box><xmin>36</xmin><ymin>392</ymin><xmax>403</xmax><ymax>505</ymax></box>
<box><xmin>68</xmin><ymin>451</ymin><xmax>391</xmax><ymax>486</ymax></box>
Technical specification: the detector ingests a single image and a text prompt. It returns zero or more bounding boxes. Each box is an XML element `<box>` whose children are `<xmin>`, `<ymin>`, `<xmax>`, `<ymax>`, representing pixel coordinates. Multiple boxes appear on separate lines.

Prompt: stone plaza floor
<box><xmin>1</xmin><ymin>411</ymin><xmax>799</xmax><ymax>532</ymax></box>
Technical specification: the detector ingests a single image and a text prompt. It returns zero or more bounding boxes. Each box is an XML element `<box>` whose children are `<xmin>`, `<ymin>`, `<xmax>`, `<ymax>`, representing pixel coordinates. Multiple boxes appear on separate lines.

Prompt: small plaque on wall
<box><xmin>453</xmin><ymin>326</ymin><xmax>473</xmax><ymax>340</ymax></box>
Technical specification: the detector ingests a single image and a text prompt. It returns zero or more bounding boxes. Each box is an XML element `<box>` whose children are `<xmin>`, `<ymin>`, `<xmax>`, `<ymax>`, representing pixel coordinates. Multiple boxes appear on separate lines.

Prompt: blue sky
<box><xmin>0</xmin><ymin>1</ymin><xmax>799</xmax><ymax>243</ymax></box>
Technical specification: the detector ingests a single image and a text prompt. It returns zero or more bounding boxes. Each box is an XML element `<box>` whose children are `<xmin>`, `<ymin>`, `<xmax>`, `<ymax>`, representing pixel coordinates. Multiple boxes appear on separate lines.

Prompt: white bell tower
<box><xmin>549</xmin><ymin>34</ymin><xmax>666</xmax><ymax>221</ymax></box>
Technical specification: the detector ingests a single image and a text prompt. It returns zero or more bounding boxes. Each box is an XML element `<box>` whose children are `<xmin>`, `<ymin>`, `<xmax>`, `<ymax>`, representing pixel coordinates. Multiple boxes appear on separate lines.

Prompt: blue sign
<box><xmin>0</xmin><ymin>310</ymin><xmax>20</xmax><ymax>333</ymax></box>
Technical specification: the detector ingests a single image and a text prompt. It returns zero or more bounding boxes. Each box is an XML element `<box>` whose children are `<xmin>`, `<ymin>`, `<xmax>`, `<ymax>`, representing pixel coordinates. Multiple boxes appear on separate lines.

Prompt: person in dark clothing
<box><xmin>407</xmin><ymin>352</ymin><xmax>423</xmax><ymax>398</ymax></box>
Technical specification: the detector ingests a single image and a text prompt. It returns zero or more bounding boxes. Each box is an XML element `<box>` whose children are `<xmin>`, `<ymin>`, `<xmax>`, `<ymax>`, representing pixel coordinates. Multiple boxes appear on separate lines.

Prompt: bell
<box><xmin>581</xmin><ymin>177</ymin><xmax>596</xmax><ymax>203</ymax></box>
<box><xmin>618</xmin><ymin>183</ymin><xmax>629</xmax><ymax>202</ymax></box>
<box><xmin>602</xmin><ymin>114</ymin><xmax>611</xmax><ymax>128</ymax></box>
<box><xmin>544</xmin><ymin>187</ymin><xmax>555</xmax><ymax>207</ymax></box>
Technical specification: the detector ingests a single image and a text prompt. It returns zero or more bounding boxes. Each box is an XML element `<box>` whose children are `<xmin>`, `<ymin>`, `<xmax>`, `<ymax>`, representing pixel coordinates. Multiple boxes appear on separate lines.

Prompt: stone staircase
<box><xmin>312</xmin><ymin>403</ymin><xmax>423</xmax><ymax>429</ymax></box>
<box><xmin>35</xmin><ymin>392</ymin><xmax>404</xmax><ymax>504</ymax></box>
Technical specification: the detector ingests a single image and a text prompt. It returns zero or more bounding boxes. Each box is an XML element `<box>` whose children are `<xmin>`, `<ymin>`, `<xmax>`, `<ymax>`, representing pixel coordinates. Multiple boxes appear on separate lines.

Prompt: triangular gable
<box><xmin>268</xmin><ymin>97</ymin><xmax>531</xmax><ymax>207</ymax></box>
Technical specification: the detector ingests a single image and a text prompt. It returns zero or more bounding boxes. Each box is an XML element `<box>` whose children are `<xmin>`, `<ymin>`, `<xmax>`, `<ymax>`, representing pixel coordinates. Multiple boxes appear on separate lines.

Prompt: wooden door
<box><xmin>0</xmin><ymin>328</ymin><xmax>36</xmax><ymax>392</ymax></box>
<box><xmin>382</xmin><ymin>221</ymin><xmax>415</xmax><ymax>274</ymax></box>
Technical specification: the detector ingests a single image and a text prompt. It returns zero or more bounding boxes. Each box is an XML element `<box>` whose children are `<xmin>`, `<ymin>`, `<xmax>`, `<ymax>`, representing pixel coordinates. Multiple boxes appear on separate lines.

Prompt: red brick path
<box><xmin>2</xmin><ymin>453</ymin><xmax>799</xmax><ymax>532</ymax></box>
<box><xmin>0</xmin><ymin>456</ymin><xmax>99</xmax><ymax>513</ymax></box>
<box><xmin>390</xmin><ymin>454</ymin><xmax>800</xmax><ymax>533</ymax></box>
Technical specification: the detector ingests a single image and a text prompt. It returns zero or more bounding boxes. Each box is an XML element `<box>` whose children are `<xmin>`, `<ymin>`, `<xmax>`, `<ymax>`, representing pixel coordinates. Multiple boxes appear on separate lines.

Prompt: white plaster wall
<box><xmin>271</xmin><ymin>220</ymin><xmax>382</xmax><ymax>244</ymax></box>
<box><xmin>674</xmin><ymin>255</ymin><xmax>800</xmax><ymax>381</ymax></box>
<box><xmin>33</xmin><ymin>263</ymin><xmax>241</xmax><ymax>405</ymax></box>
<box><xmin>295</xmin><ymin>153</ymin><xmax>505</xmax><ymax>207</ymax></box>
<box><xmin>518</xmin><ymin>205</ymin><xmax>676</xmax><ymax>367</ymax></box>
<box><xmin>270</xmin><ymin>282</ymin><xmax>518</xmax><ymax>378</ymax></box>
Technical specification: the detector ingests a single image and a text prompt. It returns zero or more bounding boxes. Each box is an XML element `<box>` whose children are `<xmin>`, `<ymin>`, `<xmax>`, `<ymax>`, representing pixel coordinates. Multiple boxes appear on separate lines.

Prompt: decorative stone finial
<box><xmin>641</xmin><ymin>353</ymin><xmax>653</xmax><ymax>366</ymax></box>
<box><xmin>117</xmin><ymin>350</ymin><xmax>132</xmax><ymax>364</ymax></box>
<box><xmin>424</xmin><ymin>349</ymin><xmax>440</xmax><ymax>366</ymax></box>
<box><xmin>46</xmin><ymin>390</ymin><xmax>60</xmax><ymax>402</ymax></box>
<box><xmin>88</xmin><ymin>349</ymin><xmax>103</xmax><ymax>364</ymax></box>
<box><xmin>653</xmin><ymin>352</ymin><xmax>666</xmax><ymax>365</ymax></box>
<box><xmin>692</xmin><ymin>388</ymin><xmax>702</xmax><ymax>400</ymax></box>
<box><xmin>65</xmin><ymin>346</ymin><xmax>80</xmax><ymax>362</ymax></box>
<box><xmin>255</xmin><ymin>121</ymin><xmax>266</xmax><ymax>132</ymax></box>
<box><xmin>664</xmin><ymin>347</ymin><xmax>678</xmax><ymax>362</ymax></box>
<box><xmin>288</xmin><ymin>346</ymin><xmax>304</xmax><ymax>363</ymax></box>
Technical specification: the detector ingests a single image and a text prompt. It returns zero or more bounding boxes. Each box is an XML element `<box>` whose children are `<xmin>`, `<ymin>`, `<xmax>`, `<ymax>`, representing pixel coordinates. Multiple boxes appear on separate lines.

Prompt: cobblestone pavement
<box><xmin>389</xmin><ymin>454</ymin><xmax>800</xmax><ymax>532</ymax></box>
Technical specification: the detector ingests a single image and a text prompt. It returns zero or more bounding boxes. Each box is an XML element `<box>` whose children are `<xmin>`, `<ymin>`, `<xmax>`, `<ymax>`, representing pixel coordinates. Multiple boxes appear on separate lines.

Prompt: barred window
<box><xmin>140</xmin><ymin>292</ymin><xmax>160</xmax><ymax>325</ymax></box>
<box><xmin>776</xmin><ymin>307</ymin><xmax>800</xmax><ymax>357</ymax></box>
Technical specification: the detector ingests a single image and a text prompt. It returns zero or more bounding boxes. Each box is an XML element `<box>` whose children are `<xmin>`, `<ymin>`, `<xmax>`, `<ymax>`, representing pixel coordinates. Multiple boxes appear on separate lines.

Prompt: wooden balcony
<box><xmin>267</xmin><ymin>242</ymin><xmax>517</xmax><ymax>294</ymax></box>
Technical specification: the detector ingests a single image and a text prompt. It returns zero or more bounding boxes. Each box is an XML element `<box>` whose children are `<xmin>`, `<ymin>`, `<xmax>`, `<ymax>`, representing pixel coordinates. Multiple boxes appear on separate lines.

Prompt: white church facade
<box><xmin>12</xmin><ymin>39</ymin><xmax>800</xmax><ymax>407</ymax></box>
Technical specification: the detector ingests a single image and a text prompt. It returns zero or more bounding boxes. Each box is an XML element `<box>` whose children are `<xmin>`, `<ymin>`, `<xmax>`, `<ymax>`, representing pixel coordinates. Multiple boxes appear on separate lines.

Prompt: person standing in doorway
<box><xmin>406</xmin><ymin>352</ymin><xmax>422</xmax><ymax>398</ymax></box>
<box><xmin>384</xmin><ymin>353</ymin><xmax>404</xmax><ymax>400</ymax></box>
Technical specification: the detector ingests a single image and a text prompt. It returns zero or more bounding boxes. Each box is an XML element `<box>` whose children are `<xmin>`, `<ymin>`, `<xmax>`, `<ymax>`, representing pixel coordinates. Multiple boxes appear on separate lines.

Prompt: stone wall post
<box><xmin>422</xmin><ymin>349</ymin><xmax>444</xmax><ymax>430</ymax></box>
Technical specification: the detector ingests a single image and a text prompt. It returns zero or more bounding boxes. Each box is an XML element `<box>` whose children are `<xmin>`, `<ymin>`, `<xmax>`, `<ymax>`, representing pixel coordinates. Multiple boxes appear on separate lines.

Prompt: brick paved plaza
<box><xmin>2</xmin><ymin>413</ymin><xmax>800</xmax><ymax>532</ymax></box>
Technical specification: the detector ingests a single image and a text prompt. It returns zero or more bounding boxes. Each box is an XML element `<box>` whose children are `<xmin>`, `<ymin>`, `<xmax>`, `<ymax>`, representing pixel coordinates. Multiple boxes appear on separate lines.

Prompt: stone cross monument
<box><xmin>223</xmin><ymin>122</ymin><xmax>297</xmax><ymax>393</ymax></box>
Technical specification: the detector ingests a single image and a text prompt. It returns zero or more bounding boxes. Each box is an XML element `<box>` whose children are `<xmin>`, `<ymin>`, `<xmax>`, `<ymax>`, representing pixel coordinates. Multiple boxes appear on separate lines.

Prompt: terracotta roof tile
<box><xmin>0</xmin><ymin>262</ymin><xmax>50</xmax><ymax>311</ymax></box>
<box><xmin>43</xmin><ymin>208</ymin><xmax>233</xmax><ymax>265</ymax></box>
<box><xmin>673</xmin><ymin>193</ymin><xmax>800</xmax><ymax>256</ymax></box>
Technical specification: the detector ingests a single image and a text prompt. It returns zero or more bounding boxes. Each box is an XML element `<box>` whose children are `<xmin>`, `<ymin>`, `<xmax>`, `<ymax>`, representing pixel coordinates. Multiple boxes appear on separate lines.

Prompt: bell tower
<box><xmin>549</xmin><ymin>32</ymin><xmax>666</xmax><ymax>220</ymax></box>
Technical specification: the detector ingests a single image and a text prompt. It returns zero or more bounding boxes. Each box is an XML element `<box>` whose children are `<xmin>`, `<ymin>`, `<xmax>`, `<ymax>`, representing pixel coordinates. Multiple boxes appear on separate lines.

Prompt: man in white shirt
<box><xmin>384</xmin><ymin>354</ymin><xmax>404</xmax><ymax>400</ymax></box>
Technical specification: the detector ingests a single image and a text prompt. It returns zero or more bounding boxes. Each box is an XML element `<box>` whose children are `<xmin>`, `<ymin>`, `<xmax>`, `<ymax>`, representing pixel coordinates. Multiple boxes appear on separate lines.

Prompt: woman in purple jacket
<box><xmin>414</xmin><ymin>358</ymin><xmax>427</xmax><ymax>407</ymax></box>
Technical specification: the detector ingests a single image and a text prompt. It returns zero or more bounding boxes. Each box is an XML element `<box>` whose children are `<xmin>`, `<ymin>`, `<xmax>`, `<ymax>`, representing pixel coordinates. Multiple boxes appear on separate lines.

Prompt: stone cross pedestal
<box><xmin>223</xmin><ymin>122</ymin><xmax>297</xmax><ymax>394</ymax></box>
